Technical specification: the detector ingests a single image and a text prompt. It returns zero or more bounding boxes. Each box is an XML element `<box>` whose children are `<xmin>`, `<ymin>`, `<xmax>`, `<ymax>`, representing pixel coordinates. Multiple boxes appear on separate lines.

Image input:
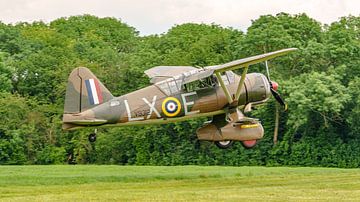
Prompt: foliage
<box><xmin>0</xmin><ymin>14</ymin><xmax>359</xmax><ymax>167</ymax></box>
<box><xmin>0</xmin><ymin>52</ymin><xmax>12</xmax><ymax>92</ymax></box>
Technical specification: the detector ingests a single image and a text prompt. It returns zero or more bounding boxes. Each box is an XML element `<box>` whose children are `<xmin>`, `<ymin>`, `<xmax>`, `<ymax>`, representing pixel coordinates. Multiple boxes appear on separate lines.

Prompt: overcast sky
<box><xmin>0</xmin><ymin>0</ymin><xmax>358</xmax><ymax>35</ymax></box>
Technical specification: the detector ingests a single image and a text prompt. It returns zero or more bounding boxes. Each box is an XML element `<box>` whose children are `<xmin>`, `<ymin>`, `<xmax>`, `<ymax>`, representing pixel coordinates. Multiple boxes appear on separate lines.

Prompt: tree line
<box><xmin>0</xmin><ymin>13</ymin><xmax>359</xmax><ymax>167</ymax></box>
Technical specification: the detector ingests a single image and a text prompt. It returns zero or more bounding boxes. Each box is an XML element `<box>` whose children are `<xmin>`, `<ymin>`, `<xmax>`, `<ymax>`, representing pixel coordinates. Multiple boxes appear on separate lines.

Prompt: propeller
<box><xmin>265</xmin><ymin>61</ymin><xmax>287</xmax><ymax>111</ymax></box>
<box><xmin>265</xmin><ymin>60</ymin><xmax>288</xmax><ymax>145</ymax></box>
<box><xmin>270</xmin><ymin>86</ymin><xmax>288</xmax><ymax>111</ymax></box>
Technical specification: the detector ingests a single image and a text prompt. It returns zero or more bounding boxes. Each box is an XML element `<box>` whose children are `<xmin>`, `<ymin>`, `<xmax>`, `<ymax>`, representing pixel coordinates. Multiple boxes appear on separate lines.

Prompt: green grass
<box><xmin>0</xmin><ymin>165</ymin><xmax>360</xmax><ymax>201</ymax></box>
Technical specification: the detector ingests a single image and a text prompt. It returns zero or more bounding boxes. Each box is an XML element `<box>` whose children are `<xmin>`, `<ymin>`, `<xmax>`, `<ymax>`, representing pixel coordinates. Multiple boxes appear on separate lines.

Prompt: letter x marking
<box><xmin>142</xmin><ymin>96</ymin><xmax>161</xmax><ymax>119</ymax></box>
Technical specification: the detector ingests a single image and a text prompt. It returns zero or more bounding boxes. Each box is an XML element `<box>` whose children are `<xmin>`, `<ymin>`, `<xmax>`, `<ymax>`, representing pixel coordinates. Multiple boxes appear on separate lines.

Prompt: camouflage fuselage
<box><xmin>62</xmin><ymin>72</ymin><xmax>270</xmax><ymax>130</ymax></box>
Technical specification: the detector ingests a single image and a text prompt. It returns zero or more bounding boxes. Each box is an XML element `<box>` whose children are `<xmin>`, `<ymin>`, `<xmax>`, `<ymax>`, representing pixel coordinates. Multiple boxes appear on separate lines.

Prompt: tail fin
<box><xmin>64</xmin><ymin>67</ymin><xmax>113</xmax><ymax>114</ymax></box>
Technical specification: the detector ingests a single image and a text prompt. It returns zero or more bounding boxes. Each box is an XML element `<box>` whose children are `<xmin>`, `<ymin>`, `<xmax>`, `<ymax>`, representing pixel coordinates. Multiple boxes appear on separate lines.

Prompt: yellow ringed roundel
<box><xmin>162</xmin><ymin>97</ymin><xmax>181</xmax><ymax>117</ymax></box>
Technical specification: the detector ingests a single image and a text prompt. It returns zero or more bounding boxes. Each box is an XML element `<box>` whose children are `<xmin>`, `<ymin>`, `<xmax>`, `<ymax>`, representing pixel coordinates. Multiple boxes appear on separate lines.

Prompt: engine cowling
<box><xmin>244</xmin><ymin>73</ymin><xmax>271</xmax><ymax>106</ymax></box>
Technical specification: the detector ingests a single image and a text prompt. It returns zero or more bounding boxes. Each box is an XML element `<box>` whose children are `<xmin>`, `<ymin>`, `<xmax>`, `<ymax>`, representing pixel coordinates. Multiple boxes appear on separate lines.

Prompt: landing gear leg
<box><xmin>88</xmin><ymin>129</ymin><xmax>97</xmax><ymax>142</ymax></box>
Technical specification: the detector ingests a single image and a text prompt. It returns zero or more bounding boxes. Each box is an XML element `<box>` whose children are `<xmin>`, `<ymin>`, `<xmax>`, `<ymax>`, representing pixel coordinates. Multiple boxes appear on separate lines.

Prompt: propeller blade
<box><xmin>270</xmin><ymin>88</ymin><xmax>288</xmax><ymax>111</ymax></box>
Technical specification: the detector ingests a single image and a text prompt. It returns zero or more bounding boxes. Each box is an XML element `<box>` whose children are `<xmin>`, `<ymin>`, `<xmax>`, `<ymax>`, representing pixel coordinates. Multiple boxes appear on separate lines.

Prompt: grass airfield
<box><xmin>0</xmin><ymin>166</ymin><xmax>360</xmax><ymax>201</ymax></box>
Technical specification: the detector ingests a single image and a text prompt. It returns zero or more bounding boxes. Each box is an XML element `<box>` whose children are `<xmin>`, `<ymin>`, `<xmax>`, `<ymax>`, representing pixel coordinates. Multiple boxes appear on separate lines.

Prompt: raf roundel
<box><xmin>162</xmin><ymin>97</ymin><xmax>182</xmax><ymax>117</ymax></box>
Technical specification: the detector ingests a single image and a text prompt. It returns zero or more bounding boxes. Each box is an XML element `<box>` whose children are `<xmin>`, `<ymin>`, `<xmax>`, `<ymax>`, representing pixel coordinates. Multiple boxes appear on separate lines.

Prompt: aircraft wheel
<box><xmin>88</xmin><ymin>133</ymin><xmax>97</xmax><ymax>142</ymax></box>
<box><xmin>241</xmin><ymin>140</ymin><xmax>257</xmax><ymax>148</ymax></box>
<box><xmin>215</xmin><ymin>140</ymin><xmax>233</xmax><ymax>149</ymax></box>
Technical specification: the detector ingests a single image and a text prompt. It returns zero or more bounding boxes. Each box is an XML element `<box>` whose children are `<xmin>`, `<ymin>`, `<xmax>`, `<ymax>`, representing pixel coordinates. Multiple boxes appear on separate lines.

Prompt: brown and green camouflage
<box><xmin>62</xmin><ymin>48</ymin><xmax>297</xmax><ymax>146</ymax></box>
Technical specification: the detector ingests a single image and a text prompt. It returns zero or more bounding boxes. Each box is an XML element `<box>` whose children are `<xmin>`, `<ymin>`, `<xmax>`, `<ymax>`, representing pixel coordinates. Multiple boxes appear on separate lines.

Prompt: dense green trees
<box><xmin>0</xmin><ymin>13</ymin><xmax>359</xmax><ymax>167</ymax></box>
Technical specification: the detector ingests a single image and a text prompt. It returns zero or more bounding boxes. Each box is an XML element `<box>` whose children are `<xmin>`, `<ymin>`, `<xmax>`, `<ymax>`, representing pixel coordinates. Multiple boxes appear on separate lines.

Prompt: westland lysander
<box><xmin>62</xmin><ymin>48</ymin><xmax>297</xmax><ymax>149</ymax></box>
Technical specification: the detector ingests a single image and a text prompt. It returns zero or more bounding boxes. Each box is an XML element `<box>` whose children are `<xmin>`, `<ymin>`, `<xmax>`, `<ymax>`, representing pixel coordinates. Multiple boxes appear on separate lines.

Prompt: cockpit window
<box><xmin>156</xmin><ymin>78</ymin><xmax>182</xmax><ymax>95</ymax></box>
<box><xmin>155</xmin><ymin>70</ymin><xmax>236</xmax><ymax>95</ymax></box>
<box><xmin>218</xmin><ymin>71</ymin><xmax>235</xmax><ymax>86</ymax></box>
<box><xmin>184</xmin><ymin>76</ymin><xmax>217</xmax><ymax>92</ymax></box>
<box><xmin>155</xmin><ymin>69</ymin><xmax>200</xmax><ymax>95</ymax></box>
<box><xmin>168</xmin><ymin>79</ymin><xmax>179</xmax><ymax>94</ymax></box>
<box><xmin>225</xmin><ymin>71</ymin><xmax>235</xmax><ymax>83</ymax></box>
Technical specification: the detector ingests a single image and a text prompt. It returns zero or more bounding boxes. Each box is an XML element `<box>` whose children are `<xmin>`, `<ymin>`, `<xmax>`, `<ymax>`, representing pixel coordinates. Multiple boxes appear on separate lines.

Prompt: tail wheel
<box><xmin>242</xmin><ymin>140</ymin><xmax>257</xmax><ymax>148</ymax></box>
<box><xmin>215</xmin><ymin>140</ymin><xmax>233</xmax><ymax>149</ymax></box>
<box><xmin>88</xmin><ymin>133</ymin><xmax>97</xmax><ymax>142</ymax></box>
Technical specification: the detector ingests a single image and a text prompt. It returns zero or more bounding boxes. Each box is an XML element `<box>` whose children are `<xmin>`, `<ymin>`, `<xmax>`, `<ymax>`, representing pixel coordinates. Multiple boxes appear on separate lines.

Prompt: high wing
<box><xmin>205</xmin><ymin>48</ymin><xmax>297</xmax><ymax>73</ymax></box>
<box><xmin>144</xmin><ymin>48</ymin><xmax>297</xmax><ymax>104</ymax></box>
<box><xmin>182</xmin><ymin>48</ymin><xmax>297</xmax><ymax>85</ymax></box>
<box><xmin>145</xmin><ymin>66</ymin><xmax>198</xmax><ymax>84</ymax></box>
<box><xmin>206</xmin><ymin>48</ymin><xmax>298</xmax><ymax>104</ymax></box>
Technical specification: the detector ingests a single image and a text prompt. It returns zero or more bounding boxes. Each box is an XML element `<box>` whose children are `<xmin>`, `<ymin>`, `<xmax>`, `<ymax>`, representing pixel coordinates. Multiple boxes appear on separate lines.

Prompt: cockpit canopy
<box><xmin>145</xmin><ymin>66</ymin><xmax>235</xmax><ymax>95</ymax></box>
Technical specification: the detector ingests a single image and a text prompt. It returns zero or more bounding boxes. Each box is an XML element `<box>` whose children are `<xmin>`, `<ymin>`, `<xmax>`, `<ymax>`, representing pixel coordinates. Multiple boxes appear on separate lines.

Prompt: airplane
<box><xmin>62</xmin><ymin>48</ymin><xmax>297</xmax><ymax>149</ymax></box>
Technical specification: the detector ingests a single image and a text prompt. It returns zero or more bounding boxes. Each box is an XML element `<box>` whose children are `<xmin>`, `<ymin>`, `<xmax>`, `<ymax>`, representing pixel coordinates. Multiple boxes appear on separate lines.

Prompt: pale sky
<box><xmin>0</xmin><ymin>0</ymin><xmax>358</xmax><ymax>35</ymax></box>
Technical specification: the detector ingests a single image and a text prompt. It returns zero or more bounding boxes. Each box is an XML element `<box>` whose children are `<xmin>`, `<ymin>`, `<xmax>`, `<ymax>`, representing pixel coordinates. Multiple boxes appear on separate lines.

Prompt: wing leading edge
<box><xmin>206</xmin><ymin>48</ymin><xmax>298</xmax><ymax>73</ymax></box>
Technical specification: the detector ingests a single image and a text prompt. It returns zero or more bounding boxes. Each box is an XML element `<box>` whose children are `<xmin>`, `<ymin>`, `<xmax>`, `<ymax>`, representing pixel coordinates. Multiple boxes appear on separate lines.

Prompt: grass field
<box><xmin>0</xmin><ymin>165</ymin><xmax>360</xmax><ymax>201</ymax></box>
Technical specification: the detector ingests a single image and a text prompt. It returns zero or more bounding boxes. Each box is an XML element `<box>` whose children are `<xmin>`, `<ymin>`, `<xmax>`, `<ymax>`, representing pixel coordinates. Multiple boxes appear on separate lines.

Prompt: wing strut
<box><xmin>235</xmin><ymin>65</ymin><xmax>249</xmax><ymax>101</ymax></box>
<box><xmin>215</xmin><ymin>65</ymin><xmax>248</xmax><ymax>105</ymax></box>
<box><xmin>215</xmin><ymin>72</ymin><xmax>233</xmax><ymax>104</ymax></box>
<box><xmin>210</xmin><ymin>48</ymin><xmax>297</xmax><ymax>105</ymax></box>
